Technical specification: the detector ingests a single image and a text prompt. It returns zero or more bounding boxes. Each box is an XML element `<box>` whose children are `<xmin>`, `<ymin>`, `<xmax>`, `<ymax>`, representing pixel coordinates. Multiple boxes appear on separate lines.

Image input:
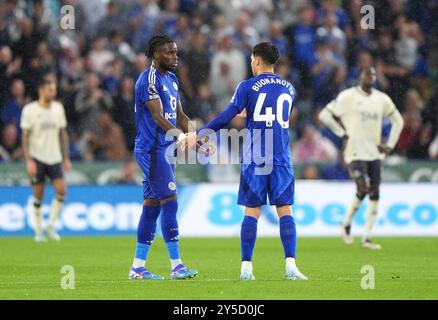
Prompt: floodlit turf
<box><xmin>0</xmin><ymin>237</ymin><xmax>437</xmax><ymax>300</ymax></box>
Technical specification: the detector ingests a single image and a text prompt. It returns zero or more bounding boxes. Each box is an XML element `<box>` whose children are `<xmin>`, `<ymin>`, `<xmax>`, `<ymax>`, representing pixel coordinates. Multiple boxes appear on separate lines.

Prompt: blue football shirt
<box><xmin>200</xmin><ymin>73</ymin><xmax>296</xmax><ymax>166</ymax></box>
<box><xmin>134</xmin><ymin>64</ymin><xmax>180</xmax><ymax>153</ymax></box>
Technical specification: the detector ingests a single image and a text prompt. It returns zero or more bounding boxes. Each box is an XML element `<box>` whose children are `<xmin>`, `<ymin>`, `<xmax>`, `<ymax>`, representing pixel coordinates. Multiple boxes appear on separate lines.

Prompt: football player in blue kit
<box><xmin>184</xmin><ymin>42</ymin><xmax>308</xmax><ymax>280</ymax></box>
<box><xmin>129</xmin><ymin>35</ymin><xmax>199</xmax><ymax>280</ymax></box>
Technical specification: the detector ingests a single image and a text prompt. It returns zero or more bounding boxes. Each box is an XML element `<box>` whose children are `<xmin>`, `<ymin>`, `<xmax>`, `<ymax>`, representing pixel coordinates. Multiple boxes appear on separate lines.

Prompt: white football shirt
<box><xmin>20</xmin><ymin>100</ymin><xmax>67</xmax><ymax>165</ymax></box>
<box><xmin>327</xmin><ymin>86</ymin><xmax>397</xmax><ymax>163</ymax></box>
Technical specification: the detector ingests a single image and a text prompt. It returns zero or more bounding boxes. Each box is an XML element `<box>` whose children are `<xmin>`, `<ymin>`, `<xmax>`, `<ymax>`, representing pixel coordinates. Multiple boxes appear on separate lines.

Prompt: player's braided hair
<box><xmin>145</xmin><ymin>35</ymin><xmax>174</xmax><ymax>59</ymax></box>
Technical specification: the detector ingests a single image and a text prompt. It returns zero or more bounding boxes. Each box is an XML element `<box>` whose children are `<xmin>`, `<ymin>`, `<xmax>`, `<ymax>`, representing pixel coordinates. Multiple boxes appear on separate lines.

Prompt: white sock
<box><xmin>364</xmin><ymin>200</ymin><xmax>378</xmax><ymax>240</ymax></box>
<box><xmin>285</xmin><ymin>257</ymin><xmax>296</xmax><ymax>269</ymax></box>
<box><xmin>48</xmin><ymin>196</ymin><xmax>64</xmax><ymax>228</ymax></box>
<box><xmin>343</xmin><ymin>196</ymin><xmax>362</xmax><ymax>226</ymax></box>
<box><xmin>241</xmin><ymin>261</ymin><xmax>253</xmax><ymax>273</ymax></box>
<box><xmin>171</xmin><ymin>259</ymin><xmax>182</xmax><ymax>270</ymax></box>
<box><xmin>132</xmin><ymin>258</ymin><xmax>145</xmax><ymax>268</ymax></box>
<box><xmin>33</xmin><ymin>204</ymin><xmax>43</xmax><ymax>235</ymax></box>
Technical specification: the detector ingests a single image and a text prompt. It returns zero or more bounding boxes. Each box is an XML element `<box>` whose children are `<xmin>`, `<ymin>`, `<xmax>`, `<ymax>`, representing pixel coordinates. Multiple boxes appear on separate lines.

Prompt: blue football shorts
<box><xmin>237</xmin><ymin>163</ymin><xmax>295</xmax><ymax>207</ymax></box>
<box><xmin>135</xmin><ymin>151</ymin><xmax>177</xmax><ymax>200</ymax></box>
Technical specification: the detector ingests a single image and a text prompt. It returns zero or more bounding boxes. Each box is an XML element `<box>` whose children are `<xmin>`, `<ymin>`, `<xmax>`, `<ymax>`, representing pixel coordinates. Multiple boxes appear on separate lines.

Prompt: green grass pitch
<box><xmin>0</xmin><ymin>237</ymin><xmax>437</xmax><ymax>299</ymax></box>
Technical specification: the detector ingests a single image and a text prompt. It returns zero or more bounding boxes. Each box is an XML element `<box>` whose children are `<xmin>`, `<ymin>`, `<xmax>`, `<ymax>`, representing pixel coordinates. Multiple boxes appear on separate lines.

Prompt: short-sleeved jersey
<box><xmin>231</xmin><ymin>73</ymin><xmax>296</xmax><ymax>166</ymax></box>
<box><xmin>327</xmin><ymin>86</ymin><xmax>397</xmax><ymax>163</ymax></box>
<box><xmin>134</xmin><ymin>65</ymin><xmax>180</xmax><ymax>153</ymax></box>
<box><xmin>20</xmin><ymin>100</ymin><xmax>67</xmax><ymax>165</ymax></box>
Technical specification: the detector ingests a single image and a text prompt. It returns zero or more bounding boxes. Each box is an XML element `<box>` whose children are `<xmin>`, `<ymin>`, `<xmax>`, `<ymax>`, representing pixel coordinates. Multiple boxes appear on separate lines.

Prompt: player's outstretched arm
<box><xmin>183</xmin><ymin>102</ymin><xmax>241</xmax><ymax>151</ymax></box>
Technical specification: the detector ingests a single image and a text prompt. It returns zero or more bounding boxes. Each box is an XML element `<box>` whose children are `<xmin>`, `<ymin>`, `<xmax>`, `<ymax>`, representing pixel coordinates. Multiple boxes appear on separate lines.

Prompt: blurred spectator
<box><xmin>396</xmin><ymin>109</ymin><xmax>422</xmax><ymax>156</ymax></box>
<box><xmin>374</xmin><ymin>31</ymin><xmax>410</xmax><ymax>107</ymax></box>
<box><xmin>310</xmin><ymin>36</ymin><xmax>346</xmax><ymax>107</ymax></box>
<box><xmin>82</xmin><ymin>111</ymin><xmax>128</xmax><ymax>161</ymax></box>
<box><xmin>1</xmin><ymin>78</ymin><xmax>29</xmax><ymax>134</ymax></box>
<box><xmin>113</xmin><ymin>75</ymin><xmax>136</xmax><ymax>151</ymax></box>
<box><xmin>268</xmin><ymin>20</ymin><xmax>288</xmax><ymax>57</ymax></box>
<box><xmin>407</xmin><ymin>123</ymin><xmax>434</xmax><ymax>159</ymax></box>
<box><xmin>36</xmin><ymin>41</ymin><xmax>56</xmax><ymax>73</ymax></box>
<box><xmin>12</xmin><ymin>16</ymin><xmax>42</xmax><ymax>68</ymax></box>
<box><xmin>317</xmin><ymin>0</ymin><xmax>349</xmax><ymax>31</ymax></box>
<box><xmin>102</xmin><ymin>58</ymin><xmax>124</xmax><ymax>97</ymax></box>
<box><xmin>209</xmin><ymin>34</ymin><xmax>246</xmax><ymax>111</ymax></box>
<box><xmin>196</xmin><ymin>0</ymin><xmax>222</xmax><ymax>26</ymax></box>
<box><xmin>346</xmin><ymin>50</ymin><xmax>373</xmax><ymax>87</ymax></box>
<box><xmin>178</xmin><ymin>31</ymin><xmax>210</xmax><ymax>104</ymax></box>
<box><xmin>131</xmin><ymin>54</ymin><xmax>147</xmax><ymax>80</ymax></box>
<box><xmin>155</xmin><ymin>0</ymin><xmax>180</xmax><ymax>38</ymax></box>
<box><xmin>191</xmin><ymin>83</ymin><xmax>216</xmax><ymax>122</ymax></box>
<box><xmin>22</xmin><ymin>55</ymin><xmax>45</xmax><ymax>99</ymax></box>
<box><xmin>294</xmin><ymin>125</ymin><xmax>338</xmax><ymax>163</ymax></box>
<box><xmin>96</xmin><ymin>1</ymin><xmax>125</xmax><ymax>38</ymax></box>
<box><xmin>231</xmin><ymin>11</ymin><xmax>260</xmax><ymax>56</ymax></box>
<box><xmin>284</xmin><ymin>5</ymin><xmax>316</xmax><ymax>87</ymax></box>
<box><xmin>108</xmin><ymin>28</ymin><xmax>136</xmax><ymax>64</ymax></box>
<box><xmin>74</xmin><ymin>72</ymin><xmax>114</xmax><ymax>134</ymax></box>
<box><xmin>87</xmin><ymin>37</ymin><xmax>114</xmax><ymax>75</ymax></box>
<box><xmin>394</xmin><ymin>17</ymin><xmax>419</xmax><ymax>71</ymax></box>
<box><xmin>316</xmin><ymin>13</ymin><xmax>346</xmax><ymax>56</ymax></box>
<box><xmin>130</xmin><ymin>0</ymin><xmax>160</xmax><ymax>52</ymax></box>
<box><xmin>0</xmin><ymin>122</ymin><xmax>22</xmax><ymax>162</ymax></box>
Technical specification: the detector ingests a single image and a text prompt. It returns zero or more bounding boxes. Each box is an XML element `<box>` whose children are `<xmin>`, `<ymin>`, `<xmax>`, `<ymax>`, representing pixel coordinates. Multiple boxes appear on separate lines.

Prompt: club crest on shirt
<box><xmin>168</xmin><ymin>182</ymin><xmax>176</xmax><ymax>191</ymax></box>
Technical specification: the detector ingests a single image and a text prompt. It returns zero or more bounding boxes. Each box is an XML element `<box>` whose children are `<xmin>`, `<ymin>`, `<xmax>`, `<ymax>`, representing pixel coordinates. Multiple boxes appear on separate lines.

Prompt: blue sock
<box><xmin>161</xmin><ymin>199</ymin><xmax>180</xmax><ymax>260</ymax></box>
<box><xmin>165</xmin><ymin>241</ymin><xmax>180</xmax><ymax>260</ymax></box>
<box><xmin>279</xmin><ymin>215</ymin><xmax>296</xmax><ymax>258</ymax></box>
<box><xmin>134</xmin><ymin>205</ymin><xmax>161</xmax><ymax>261</ymax></box>
<box><xmin>240</xmin><ymin>216</ymin><xmax>258</xmax><ymax>261</ymax></box>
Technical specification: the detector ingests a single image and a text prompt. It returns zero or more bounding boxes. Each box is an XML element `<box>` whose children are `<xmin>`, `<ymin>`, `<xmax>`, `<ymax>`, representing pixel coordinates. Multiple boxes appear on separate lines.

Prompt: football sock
<box><xmin>279</xmin><ymin>215</ymin><xmax>296</xmax><ymax>258</ymax></box>
<box><xmin>285</xmin><ymin>257</ymin><xmax>296</xmax><ymax>269</ymax></box>
<box><xmin>240</xmin><ymin>216</ymin><xmax>258</xmax><ymax>262</ymax></box>
<box><xmin>170</xmin><ymin>258</ymin><xmax>182</xmax><ymax>270</ymax></box>
<box><xmin>364</xmin><ymin>200</ymin><xmax>378</xmax><ymax>240</ymax></box>
<box><xmin>133</xmin><ymin>204</ymin><xmax>161</xmax><ymax>268</ymax></box>
<box><xmin>161</xmin><ymin>200</ymin><xmax>181</xmax><ymax>263</ymax></box>
<box><xmin>48</xmin><ymin>194</ymin><xmax>64</xmax><ymax>228</ymax></box>
<box><xmin>33</xmin><ymin>199</ymin><xmax>43</xmax><ymax>235</ymax></box>
<box><xmin>241</xmin><ymin>261</ymin><xmax>253</xmax><ymax>273</ymax></box>
<box><xmin>343</xmin><ymin>195</ymin><xmax>362</xmax><ymax>227</ymax></box>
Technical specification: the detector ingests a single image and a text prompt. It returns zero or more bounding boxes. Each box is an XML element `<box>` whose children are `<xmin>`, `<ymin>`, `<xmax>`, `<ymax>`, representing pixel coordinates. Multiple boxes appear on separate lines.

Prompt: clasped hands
<box><xmin>176</xmin><ymin>131</ymin><xmax>216</xmax><ymax>156</ymax></box>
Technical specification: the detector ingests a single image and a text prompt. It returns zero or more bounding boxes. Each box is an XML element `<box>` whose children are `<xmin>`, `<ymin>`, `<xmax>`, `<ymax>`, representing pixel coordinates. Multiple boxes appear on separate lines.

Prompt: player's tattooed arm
<box><xmin>22</xmin><ymin>129</ymin><xmax>36</xmax><ymax>177</ymax></box>
<box><xmin>60</xmin><ymin>128</ymin><xmax>72</xmax><ymax>171</ymax></box>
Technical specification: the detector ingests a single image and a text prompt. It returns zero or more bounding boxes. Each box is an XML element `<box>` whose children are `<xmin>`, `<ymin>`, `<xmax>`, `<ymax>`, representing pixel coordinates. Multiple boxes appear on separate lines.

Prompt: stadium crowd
<box><xmin>1</xmin><ymin>0</ymin><xmax>438</xmax><ymax>178</ymax></box>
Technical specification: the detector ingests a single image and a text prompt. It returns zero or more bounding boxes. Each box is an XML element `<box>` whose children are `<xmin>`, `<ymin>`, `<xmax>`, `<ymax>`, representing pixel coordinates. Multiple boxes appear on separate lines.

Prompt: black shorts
<box><xmin>31</xmin><ymin>158</ymin><xmax>64</xmax><ymax>185</ymax></box>
<box><xmin>348</xmin><ymin>160</ymin><xmax>381</xmax><ymax>186</ymax></box>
